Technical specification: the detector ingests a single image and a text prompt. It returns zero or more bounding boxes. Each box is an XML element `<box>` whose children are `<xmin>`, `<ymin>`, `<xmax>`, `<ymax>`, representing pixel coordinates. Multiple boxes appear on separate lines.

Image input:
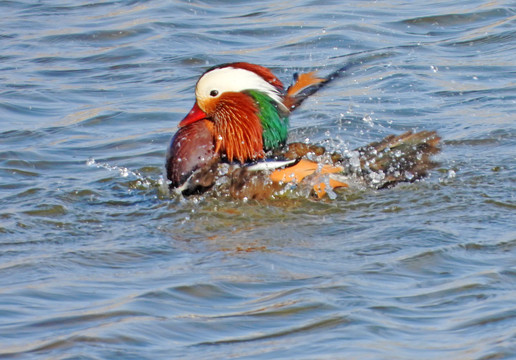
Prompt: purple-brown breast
<box><xmin>166</xmin><ymin>119</ymin><xmax>216</xmax><ymax>190</ymax></box>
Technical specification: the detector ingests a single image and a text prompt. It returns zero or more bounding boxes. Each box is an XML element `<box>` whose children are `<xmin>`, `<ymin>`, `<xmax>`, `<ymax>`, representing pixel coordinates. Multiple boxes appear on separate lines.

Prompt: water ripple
<box><xmin>1</xmin><ymin>0</ymin><xmax>515</xmax><ymax>359</ymax></box>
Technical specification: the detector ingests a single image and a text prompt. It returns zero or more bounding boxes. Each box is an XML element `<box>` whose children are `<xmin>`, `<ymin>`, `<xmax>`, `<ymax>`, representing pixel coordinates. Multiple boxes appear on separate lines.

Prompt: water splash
<box><xmin>86</xmin><ymin>157</ymin><xmax>165</xmax><ymax>191</ymax></box>
<box><xmin>439</xmin><ymin>169</ymin><xmax>457</xmax><ymax>184</ymax></box>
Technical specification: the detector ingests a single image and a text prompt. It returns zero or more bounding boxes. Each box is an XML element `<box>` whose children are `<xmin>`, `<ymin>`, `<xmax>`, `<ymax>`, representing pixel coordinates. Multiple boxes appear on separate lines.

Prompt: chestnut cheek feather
<box><xmin>212</xmin><ymin>93</ymin><xmax>264</xmax><ymax>163</ymax></box>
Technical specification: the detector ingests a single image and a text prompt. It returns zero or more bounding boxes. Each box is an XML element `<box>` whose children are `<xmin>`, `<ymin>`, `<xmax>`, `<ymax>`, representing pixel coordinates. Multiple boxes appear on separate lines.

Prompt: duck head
<box><xmin>179</xmin><ymin>62</ymin><xmax>290</xmax><ymax>163</ymax></box>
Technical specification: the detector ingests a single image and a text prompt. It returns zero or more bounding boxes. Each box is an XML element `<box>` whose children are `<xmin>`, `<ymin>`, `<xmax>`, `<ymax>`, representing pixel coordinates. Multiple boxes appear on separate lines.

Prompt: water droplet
<box><xmin>349</xmin><ymin>151</ymin><xmax>360</xmax><ymax>168</ymax></box>
<box><xmin>369</xmin><ymin>170</ymin><xmax>385</xmax><ymax>184</ymax></box>
<box><xmin>362</xmin><ymin>114</ymin><xmax>374</xmax><ymax>128</ymax></box>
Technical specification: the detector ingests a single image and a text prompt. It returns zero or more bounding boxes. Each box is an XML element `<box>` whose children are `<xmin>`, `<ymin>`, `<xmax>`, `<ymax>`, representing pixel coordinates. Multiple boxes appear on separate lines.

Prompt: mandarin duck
<box><xmin>166</xmin><ymin>62</ymin><xmax>440</xmax><ymax>199</ymax></box>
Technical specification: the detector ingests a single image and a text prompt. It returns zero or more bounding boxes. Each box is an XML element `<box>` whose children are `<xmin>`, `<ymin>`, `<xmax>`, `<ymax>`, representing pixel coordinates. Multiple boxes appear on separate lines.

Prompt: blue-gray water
<box><xmin>1</xmin><ymin>1</ymin><xmax>515</xmax><ymax>359</ymax></box>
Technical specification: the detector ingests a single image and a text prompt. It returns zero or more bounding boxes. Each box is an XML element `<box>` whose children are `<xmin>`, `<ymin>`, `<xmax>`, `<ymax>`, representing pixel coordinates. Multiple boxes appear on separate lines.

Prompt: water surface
<box><xmin>1</xmin><ymin>1</ymin><xmax>515</xmax><ymax>359</ymax></box>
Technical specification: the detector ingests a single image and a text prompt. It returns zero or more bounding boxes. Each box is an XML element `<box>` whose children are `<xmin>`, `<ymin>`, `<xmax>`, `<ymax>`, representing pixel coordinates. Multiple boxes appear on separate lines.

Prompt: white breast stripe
<box><xmin>246</xmin><ymin>159</ymin><xmax>296</xmax><ymax>171</ymax></box>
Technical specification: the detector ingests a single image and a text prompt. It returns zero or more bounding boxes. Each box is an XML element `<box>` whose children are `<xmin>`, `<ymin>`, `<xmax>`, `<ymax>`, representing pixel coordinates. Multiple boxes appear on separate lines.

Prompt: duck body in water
<box><xmin>166</xmin><ymin>62</ymin><xmax>440</xmax><ymax>199</ymax></box>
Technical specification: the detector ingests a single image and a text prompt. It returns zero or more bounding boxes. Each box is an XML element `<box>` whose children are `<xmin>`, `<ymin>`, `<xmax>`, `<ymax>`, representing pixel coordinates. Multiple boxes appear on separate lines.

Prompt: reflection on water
<box><xmin>1</xmin><ymin>1</ymin><xmax>515</xmax><ymax>359</ymax></box>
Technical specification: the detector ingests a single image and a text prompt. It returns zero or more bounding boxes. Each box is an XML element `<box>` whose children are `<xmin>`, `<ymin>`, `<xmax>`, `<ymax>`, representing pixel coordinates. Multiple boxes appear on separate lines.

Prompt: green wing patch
<box><xmin>248</xmin><ymin>90</ymin><xmax>289</xmax><ymax>151</ymax></box>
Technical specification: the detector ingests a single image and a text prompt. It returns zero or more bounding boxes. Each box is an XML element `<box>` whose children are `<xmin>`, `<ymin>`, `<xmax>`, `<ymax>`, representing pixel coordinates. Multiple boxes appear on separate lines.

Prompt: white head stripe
<box><xmin>195</xmin><ymin>67</ymin><xmax>284</xmax><ymax>106</ymax></box>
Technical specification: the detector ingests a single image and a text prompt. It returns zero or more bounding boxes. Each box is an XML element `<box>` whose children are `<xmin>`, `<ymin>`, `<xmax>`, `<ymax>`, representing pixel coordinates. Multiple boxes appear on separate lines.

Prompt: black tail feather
<box><xmin>289</xmin><ymin>53</ymin><xmax>393</xmax><ymax>110</ymax></box>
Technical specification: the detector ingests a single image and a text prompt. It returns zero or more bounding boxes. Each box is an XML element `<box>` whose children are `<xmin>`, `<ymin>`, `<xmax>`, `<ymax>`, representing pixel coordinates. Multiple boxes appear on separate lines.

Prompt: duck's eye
<box><xmin>209</xmin><ymin>90</ymin><xmax>219</xmax><ymax>97</ymax></box>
